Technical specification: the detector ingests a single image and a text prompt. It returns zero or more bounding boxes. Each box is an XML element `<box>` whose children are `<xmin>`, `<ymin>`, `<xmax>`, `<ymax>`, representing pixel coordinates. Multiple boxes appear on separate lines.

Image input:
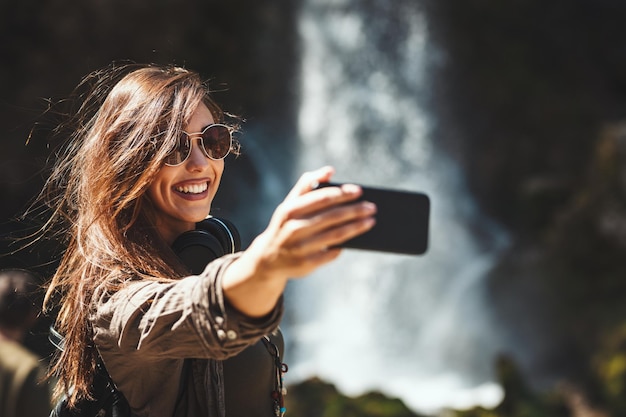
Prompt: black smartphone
<box><xmin>314</xmin><ymin>182</ymin><xmax>430</xmax><ymax>255</ymax></box>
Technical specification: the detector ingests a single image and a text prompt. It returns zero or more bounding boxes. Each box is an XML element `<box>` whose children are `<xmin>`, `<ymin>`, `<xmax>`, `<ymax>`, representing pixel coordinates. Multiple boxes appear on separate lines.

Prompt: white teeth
<box><xmin>175</xmin><ymin>182</ymin><xmax>208</xmax><ymax>194</ymax></box>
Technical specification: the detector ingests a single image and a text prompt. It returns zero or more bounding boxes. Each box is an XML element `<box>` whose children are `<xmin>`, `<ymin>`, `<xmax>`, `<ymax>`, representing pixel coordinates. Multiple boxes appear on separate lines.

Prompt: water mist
<box><xmin>284</xmin><ymin>1</ymin><xmax>510</xmax><ymax>413</ymax></box>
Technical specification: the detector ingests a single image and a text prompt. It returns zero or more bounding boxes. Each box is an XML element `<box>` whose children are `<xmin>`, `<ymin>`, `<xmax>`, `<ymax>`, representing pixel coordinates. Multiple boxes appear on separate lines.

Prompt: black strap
<box><xmin>174</xmin><ymin>358</ymin><xmax>191</xmax><ymax>413</ymax></box>
<box><xmin>48</xmin><ymin>325</ymin><xmax>65</xmax><ymax>351</ymax></box>
<box><xmin>49</xmin><ymin>326</ymin><xmax>120</xmax><ymax>390</ymax></box>
<box><xmin>49</xmin><ymin>326</ymin><xmax>189</xmax><ymax>417</ymax></box>
<box><xmin>49</xmin><ymin>326</ymin><xmax>131</xmax><ymax>417</ymax></box>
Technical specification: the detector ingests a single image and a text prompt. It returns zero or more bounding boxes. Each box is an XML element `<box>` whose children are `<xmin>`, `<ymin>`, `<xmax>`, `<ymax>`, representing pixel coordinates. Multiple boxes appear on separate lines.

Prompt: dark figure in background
<box><xmin>0</xmin><ymin>268</ymin><xmax>52</xmax><ymax>417</ymax></box>
<box><xmin>36</xmin><ymin>63</ymin><xmax>376</xmax><ymax>417</ymax></box>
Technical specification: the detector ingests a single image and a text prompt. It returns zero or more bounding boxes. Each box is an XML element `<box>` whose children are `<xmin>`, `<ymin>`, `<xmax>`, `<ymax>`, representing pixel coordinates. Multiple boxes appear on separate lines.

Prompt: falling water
<box><xmin>283</xmin><ymin>1</ymin><xmax>511</xmax><ymax>414</ymax></box>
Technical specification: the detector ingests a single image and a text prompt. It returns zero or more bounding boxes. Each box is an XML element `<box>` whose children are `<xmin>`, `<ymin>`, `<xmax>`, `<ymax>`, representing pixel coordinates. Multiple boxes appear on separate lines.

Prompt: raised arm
<box><xmin>221</xmin><ymin>166</ymin><xmax>377</xmax><ymax>317</ymax></box>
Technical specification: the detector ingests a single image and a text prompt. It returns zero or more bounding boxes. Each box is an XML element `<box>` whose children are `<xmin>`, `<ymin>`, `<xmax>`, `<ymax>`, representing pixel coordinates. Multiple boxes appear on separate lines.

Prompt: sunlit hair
<box><xmin>34</xmin><ymin>63</ymin><xmax>240</xmax><ymax>407</ymax></box>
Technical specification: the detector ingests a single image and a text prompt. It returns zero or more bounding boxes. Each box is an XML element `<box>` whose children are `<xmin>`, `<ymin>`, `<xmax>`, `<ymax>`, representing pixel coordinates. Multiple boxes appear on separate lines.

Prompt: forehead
<box><xmin>185</xmin><ymin>103</ymin><xmax>215</xmax><ymax>133</ymax></box>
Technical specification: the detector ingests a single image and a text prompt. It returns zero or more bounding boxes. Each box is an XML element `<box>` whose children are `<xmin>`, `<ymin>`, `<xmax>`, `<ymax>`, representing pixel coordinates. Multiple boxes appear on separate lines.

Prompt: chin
<box><xmin>193</xmin><ymin>210</ymin><xmax>212</xmax><ymax>223</ymax></box>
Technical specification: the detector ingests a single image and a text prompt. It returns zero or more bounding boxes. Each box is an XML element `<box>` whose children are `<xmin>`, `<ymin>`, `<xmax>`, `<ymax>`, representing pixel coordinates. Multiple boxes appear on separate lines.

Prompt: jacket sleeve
<box><xmin>91</xmin><ymin>252</ymin><xmax>284</xmax><ymax>360</ymax></box>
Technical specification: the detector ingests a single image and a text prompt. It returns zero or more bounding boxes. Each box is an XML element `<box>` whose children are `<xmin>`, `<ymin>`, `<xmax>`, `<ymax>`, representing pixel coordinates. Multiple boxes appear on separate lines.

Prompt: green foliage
<box><xmin>285</xmin><ymin>378</ymin><xmax>424</xmax><ymax>417</ymax></box>
<box><xmin>445</xmin><ymin>356</ymin><xmax>570</xmax><ymax>417</ymax></box>
<box><xmin>592</xmin><ymin>323</ymin><xmax>626</xmax><ymax>415</ymax></box>
<box><xmin>283</xmin><ymin>358</ymin><xmax>580</xmax><ymax>417</ymax></box>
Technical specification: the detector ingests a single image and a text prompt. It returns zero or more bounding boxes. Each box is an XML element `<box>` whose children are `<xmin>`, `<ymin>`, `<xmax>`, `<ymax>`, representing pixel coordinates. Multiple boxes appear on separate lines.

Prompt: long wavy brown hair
<box><xmin>35</xmin><ymin>63</ymin><xmax>239</xmax><ymax>406</ymax></box>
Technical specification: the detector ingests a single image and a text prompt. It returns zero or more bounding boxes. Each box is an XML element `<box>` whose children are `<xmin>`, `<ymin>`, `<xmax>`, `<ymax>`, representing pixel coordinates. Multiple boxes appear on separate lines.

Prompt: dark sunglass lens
<box><xmin>164</xmin><ymin>134</ymin><xmax>191</xmax><ymax>165</ymax></box>
<box><xmin>202</xmin><ymin>125</ymin><xmax>231</xmax><ymax>159</ymax></box>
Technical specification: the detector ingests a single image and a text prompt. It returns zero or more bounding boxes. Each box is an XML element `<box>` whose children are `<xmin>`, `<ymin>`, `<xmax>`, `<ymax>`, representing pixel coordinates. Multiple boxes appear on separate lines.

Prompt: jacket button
<box><xmin>226</xmin><ymin>330</ymin><xmax>238</xmax><ymax>340</ymax></box>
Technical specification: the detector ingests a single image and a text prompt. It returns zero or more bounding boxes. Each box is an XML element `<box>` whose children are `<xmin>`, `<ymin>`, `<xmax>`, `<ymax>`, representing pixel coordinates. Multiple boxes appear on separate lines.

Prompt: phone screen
<box><xmin>315</xmin><ymin>182</ymin><xmax>430</xmax><ymax>255</ymax></box>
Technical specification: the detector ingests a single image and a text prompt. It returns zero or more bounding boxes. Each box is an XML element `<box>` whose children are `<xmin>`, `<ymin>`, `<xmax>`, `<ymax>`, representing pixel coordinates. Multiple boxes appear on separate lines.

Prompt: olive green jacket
<box><xmin>90</xmin><ymin>253</ymin><xmax>284</xmax><ymax>417</ymax></box>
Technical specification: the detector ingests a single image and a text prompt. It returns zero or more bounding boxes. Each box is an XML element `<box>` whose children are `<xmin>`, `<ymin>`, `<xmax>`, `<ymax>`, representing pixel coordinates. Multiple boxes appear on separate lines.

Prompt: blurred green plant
<box><xmin>285</xmin><ymin>377</ymin><xmax>424</xmax><ymax>417</ymax></box>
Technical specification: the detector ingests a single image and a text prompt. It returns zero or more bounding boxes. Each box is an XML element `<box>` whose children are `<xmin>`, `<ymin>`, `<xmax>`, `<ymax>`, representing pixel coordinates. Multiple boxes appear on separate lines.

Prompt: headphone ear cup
<box><xmin>171</xmin><ymin>230</ymin><xmax>225</xmax><ymax>275</ymax></box>
<box><xmin>171</xmin><ymin>217</ymin><xmax>241</xmax><ymax>275</ymax></box>
<box><xmin>196</xmin><ymin>217</ymin><xmax>241</xmax><ymax>254</ymax></box>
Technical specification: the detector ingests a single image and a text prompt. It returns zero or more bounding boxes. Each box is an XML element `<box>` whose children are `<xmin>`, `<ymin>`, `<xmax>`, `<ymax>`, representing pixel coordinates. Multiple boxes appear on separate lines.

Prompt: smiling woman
<box><xmin>147</xmin><ymin>104</ymin><xmax>227</xmax><ymax>245</ymax></box>
<box><xmin>33</xmin><ymin>62</ymin><xmax>377</xmax><ymax>417</ymax></box>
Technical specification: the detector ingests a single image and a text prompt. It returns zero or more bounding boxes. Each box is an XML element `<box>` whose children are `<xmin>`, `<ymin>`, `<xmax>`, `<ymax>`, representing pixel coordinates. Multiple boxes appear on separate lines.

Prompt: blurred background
<box><xmin>3</xmin><ymin>1</ymin><xmax>626</xmax><ymax>416</ymax></box>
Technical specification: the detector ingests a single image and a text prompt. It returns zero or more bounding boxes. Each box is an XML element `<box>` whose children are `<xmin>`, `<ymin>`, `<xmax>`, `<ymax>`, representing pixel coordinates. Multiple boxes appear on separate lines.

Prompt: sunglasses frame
<box><xmin>164</xmin><ymin>123</ymin><xmax>233</xmax><ymax>166</ymax></box>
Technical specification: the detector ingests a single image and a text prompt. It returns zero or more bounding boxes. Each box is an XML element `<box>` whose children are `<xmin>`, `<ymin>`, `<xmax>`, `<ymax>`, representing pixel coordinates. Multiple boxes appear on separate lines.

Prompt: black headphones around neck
<box><xmin>171</xmin><ymin>217</ymin><xmax>241</xmax><ymax>275</ymax></box>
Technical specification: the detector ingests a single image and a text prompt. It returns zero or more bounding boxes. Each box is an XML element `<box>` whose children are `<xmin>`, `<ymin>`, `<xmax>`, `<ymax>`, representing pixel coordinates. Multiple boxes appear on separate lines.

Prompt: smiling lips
<box><xmin>174</xmin><ymin>181</ymin><xmax>209</xmax><ymax>195</ymax></box>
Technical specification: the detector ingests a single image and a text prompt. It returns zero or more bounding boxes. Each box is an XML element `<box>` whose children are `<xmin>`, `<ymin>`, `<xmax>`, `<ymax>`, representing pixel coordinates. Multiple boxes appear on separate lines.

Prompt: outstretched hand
<box><xmin>222</xmin><ymin>166</ymin><xmax>377</xmax><ymax>317</ymax></box>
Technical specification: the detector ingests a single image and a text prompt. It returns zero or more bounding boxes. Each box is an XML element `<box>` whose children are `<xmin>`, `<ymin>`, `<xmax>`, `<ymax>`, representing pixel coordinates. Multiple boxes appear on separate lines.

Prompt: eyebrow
<box><xmin>183</xmin><ymin>124</ymin><xmax>215</xmax><ymax>135</ymax></box>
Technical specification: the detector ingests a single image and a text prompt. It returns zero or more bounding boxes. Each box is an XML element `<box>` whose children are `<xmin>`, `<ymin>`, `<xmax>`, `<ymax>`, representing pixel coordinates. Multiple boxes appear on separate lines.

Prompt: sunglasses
<box><xmin>164</xmin><ymin>124</ymin><xmax>233</xmax><ymax>166</ymax></box>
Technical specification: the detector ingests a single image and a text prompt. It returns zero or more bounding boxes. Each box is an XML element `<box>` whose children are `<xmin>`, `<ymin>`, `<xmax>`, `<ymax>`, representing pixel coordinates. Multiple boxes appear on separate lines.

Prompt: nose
<box><xmin>185</xmin><ymin>138</ymin><xmax>210</xmax><ymax>171</ymax></box>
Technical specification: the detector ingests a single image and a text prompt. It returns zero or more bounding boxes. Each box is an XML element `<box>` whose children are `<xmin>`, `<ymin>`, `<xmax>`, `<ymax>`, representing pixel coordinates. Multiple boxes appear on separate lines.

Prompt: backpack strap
<box><xmin>48</xmin><ymin>325</ymin><xmax>65</xmax><ymax>351</ymax></box>
<box><xmin>49</xmin><ymin>326</ymin><xmax>129</xmax><ymax>417</ymax></box>
<box><xmin>173</xmin><ymin>358</ymin><xmax>191</xmax><ymax>414</ymax></box>
<box><xmin>49</xmin><ymin>326</ymin><xmax>189</xmax><ymax>417</ymax></box>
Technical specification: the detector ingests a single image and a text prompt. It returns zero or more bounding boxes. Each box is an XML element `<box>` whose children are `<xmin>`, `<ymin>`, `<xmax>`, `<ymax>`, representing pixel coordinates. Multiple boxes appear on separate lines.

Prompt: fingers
<box><xmin>309</xmin><ymin>203</ymin><xmax>377</xmax><ymax>249</ymax></box>
<box><xmin>252</xmin><ymin>167</ymin><xmax>377</xmax><ymax>280</ymax></box>
<box><xmin>284</xmin><ymin>166</ymin><xmax>335</xmax><ymax>200</ymax></box>
<box><xmin>274</xmin><ymin>167</ymin><xmax>377</xmax><ymax>251</ymax></box>
<box><xmin>287</xmin><ymin>199</ymin><xmax>377</xmax><ymax>251</ymax></box>
<box><xmin>304</xmin><ymin>246</ymin><xmax>343</xmax><ymax>267</ymax></box>
<box><xmin>277</xmin><ymin>182</ymin><xmax>363</xmax><ymax>222</ymax></box>
<box><xmin>268</xmin><ymin>198</ymin><xmax>376</xmax><ymax>264</ymax></box>
<box><xmin>262</xmin><ymin>201</ymin><xmax>375</xmax><ymax>277</ymax></box>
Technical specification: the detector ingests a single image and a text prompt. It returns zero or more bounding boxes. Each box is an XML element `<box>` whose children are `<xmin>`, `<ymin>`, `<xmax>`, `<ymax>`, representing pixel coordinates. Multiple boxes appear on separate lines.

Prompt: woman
<box><xmin>38</xmin><ymin>63</ymin><xmax>376</xmax><ymax>417</ymax></box>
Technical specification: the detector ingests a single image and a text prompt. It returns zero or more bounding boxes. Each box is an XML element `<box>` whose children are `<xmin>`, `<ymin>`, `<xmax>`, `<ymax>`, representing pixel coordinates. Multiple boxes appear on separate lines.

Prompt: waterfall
<box><xmin>282</xmin><ymin>0</ymin><xmax>511</xmax><ymax>413</ymax></box>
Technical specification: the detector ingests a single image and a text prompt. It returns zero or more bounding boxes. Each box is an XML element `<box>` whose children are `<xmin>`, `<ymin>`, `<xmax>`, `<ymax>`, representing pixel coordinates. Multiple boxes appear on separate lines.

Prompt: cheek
<box><xmin>146</xmin><ymin>184</ymin><xmax>161</xmax><ymax>211</ymax></box>
<box><xmin>146</xmin><ymin>175</ymin><xmax>169</xmax><ymax>209</ymax></box>
<box><xmin>213</xmin><ymin>161</ymin><xmax>225</xmax><ymax>185</ymax></box>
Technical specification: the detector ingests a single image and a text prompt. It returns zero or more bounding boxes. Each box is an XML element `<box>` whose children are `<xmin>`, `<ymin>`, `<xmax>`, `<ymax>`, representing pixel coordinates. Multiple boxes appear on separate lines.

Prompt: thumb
<box><xmin>285</xmin><ymin>166</ymin><xmax>335</xmax><ymax>200</ymax></box>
